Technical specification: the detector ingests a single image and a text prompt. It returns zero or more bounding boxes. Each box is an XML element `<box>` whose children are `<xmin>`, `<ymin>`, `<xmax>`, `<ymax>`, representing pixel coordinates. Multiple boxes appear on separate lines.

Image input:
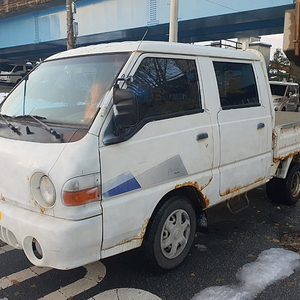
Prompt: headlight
<box><xmin>30</xmin><ymin>173</ymin><xmax>56</xmax><ymax>208</ymax></box>
<box><xmin>40</xmin><ymin>176</ymin><xmax>56</xmax><ymax>206</ymax></box>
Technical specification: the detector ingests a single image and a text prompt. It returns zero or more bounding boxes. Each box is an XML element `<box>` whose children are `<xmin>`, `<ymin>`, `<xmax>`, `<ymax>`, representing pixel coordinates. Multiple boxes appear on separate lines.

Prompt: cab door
<box><xmin>99</xmin><ymin>54</ymin><xmax>214</xmax><ymax>252</ymax></box>
<box><xmin>213</xmin><ymin>60</ymin><xmax>272</xmax><ymax>198</ymax></box>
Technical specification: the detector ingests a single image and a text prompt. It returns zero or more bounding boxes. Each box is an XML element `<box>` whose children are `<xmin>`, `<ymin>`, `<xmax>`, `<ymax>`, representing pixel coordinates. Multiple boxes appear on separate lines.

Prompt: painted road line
<box><xmin>0</xmin><ymin>245</ymin><xmax>15</xmax><ymax>255</ymax></box>
<box><xmin>0</xmin><ymin>265</ymin><xmax>51</xmax><ymax>289</ymax></box>
<box><xmin>89</xmin><ymin>288</ymin><xmax>162</xmax><ymax>300</ymax></box>
<box><xmin>39</xmin><ymin>261</ymin><xmax>106</xmax><ymax>300</ymax></box>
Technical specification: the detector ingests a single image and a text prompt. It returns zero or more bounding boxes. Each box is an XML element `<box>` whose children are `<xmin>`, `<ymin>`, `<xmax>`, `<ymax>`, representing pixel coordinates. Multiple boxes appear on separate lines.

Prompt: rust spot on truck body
<box><xmin>274</xmin><ymin>149</ymin><xmax>300</xmax><ymax>163</ymax></box>
<box><xmin>40</xmin><ymin>207</ymin><xmax>46</xmax><ymax>214</ymax></box>
<box><xmin>175</xmin><ymin>178</ymin><xmax>212</xmax><ymax>208</ymax></box>
<box><xmin>105</xmin><ymin>218</ymin><xmax>150</xmax><ymax>250</ymax></box>
<box><xmin>175</xmin><ymin>181</ymin><xmax>200</xmax><ymax>190</ymax></box>
<box><xmin>220</xmin><ymin>177</ymin><xmax>265</xmax><ymax>197</ymax></box>
<box><xmin>34</xmin><ymin>200</ymin><xmax>46</xmax><ymax>214</ymax></box>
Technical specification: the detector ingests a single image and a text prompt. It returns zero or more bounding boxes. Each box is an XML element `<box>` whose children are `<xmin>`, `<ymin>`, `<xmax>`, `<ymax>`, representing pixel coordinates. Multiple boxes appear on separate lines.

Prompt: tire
<box><xmin>266</xmin><ymin>164</ymin><xmax>300</xmax><ymax>206</ymax></box>
<box><xmin>266</xmin><ymin>177</ymin><xmax>285</xmax><ymax>204</ymax></box>
<box><xmin>283</xmin><ymin>164</ymin><xmax>300</xmax><ymax>205</ymax></box>
<box><xmin>142</xmin><ymin>195</ymin><xmax>196</xmax><ymax>272</ymax></box>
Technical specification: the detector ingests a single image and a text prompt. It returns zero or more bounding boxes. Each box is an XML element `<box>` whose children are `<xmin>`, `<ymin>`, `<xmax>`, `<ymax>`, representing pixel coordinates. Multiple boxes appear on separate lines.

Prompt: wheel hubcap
<box><xmin>291</xmin><ymin>171</ymin><xmax>300</xmax><ymax>198</ymax></box>
<box><xmin>160</xmin><ymin>209</ymin><xmax>191</xmax><ymax>259</ymax></box>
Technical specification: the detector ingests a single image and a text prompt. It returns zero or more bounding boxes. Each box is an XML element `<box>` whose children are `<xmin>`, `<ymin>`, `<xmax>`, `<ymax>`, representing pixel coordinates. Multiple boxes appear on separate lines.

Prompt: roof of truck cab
<box><xmin>46</xmin><ymin>41</ymin><xmax>261</xmax><ymax>62</ymax></box>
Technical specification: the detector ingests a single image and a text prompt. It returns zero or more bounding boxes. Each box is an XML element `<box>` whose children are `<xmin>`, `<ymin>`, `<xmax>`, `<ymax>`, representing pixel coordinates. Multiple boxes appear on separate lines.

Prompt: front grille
<box><xmin>0</xmin><ymin>225</ymin><xmax>20</xmax><ymax>248</ymax></box>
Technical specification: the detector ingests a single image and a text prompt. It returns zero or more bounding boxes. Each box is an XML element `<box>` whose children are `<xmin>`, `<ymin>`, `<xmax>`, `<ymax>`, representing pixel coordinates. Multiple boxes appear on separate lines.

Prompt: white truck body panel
<box><xmin>0</xmin><ymin>41</ymin><xmax>299</xmax><ymax>269</ymax></box>
<box><xmin>273</xmin><ymin>111</ymin><xmax>300</xmax><ymax>160</ymax></box>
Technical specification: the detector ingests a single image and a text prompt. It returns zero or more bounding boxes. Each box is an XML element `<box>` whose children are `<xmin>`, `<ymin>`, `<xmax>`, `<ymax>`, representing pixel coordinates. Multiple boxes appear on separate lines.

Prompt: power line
<box><xmin>204</xmin><ymin>0</ymin><xmax>239</xmax><ymax>13</ymax></box>
<box><xmin>203</xmin><ymin>0</ymin><xmax>284</xmax><ymax>28</ymax></box>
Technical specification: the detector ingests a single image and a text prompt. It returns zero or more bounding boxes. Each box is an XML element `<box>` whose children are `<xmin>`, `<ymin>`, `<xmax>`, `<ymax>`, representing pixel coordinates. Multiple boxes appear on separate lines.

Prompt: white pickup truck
<box><xmin>0</xmin><ymin>41</ymin><xmax>300</xmax><ymax>272</ymax></box>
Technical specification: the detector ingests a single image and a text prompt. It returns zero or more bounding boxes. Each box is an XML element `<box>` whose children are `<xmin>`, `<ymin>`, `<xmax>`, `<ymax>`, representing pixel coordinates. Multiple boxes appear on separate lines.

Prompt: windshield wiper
<box><xmin>0</xmin><ymin>114</ymin><xmax>21</xmax><ymax>135</ymax></box>
<box><xmin>29</xmin><ymin>115</ymin><xmax>62</xmax><ymax>140</ymax></box>
<box><xmin>14</xmin><ymin>114</ymin><xmax>62</xmax><ymax>140</ymax></box>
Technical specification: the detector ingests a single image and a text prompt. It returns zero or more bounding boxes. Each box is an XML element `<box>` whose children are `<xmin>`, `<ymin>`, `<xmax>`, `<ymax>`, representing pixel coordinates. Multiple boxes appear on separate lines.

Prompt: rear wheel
<box><xmin>284</xmin><ymin>164</ymin><xmax>300</xmax><ymax>205</ymax></box>
<box><xmin>266</xmin><ymin>164</ymin><xmax>300</xmax><ymax>206</ymax></box>
<box><xmin>142</xmin><ymin>195</ymin><xmax>196</xmax><ymax>272</ymax></box>
<box><xmin>266</xmin><ymin>177</ymin><xmax>284</xmax><ymax>204</ymax></box>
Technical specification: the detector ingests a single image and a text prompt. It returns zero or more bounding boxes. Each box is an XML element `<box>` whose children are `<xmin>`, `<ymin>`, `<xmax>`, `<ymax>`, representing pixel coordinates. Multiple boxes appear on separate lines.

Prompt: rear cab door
<box><xmin>212</xmin><ymin>58</ymin><xmax>273</xmax><ymax>199</ymax></box>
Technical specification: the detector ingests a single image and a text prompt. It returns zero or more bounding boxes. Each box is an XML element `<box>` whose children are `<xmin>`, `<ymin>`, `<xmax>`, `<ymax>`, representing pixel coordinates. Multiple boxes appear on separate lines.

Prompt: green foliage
<box><xmin>268</xmin><ymin>48</ymin><xmax>299</xmax><ymax>82</ymax></box>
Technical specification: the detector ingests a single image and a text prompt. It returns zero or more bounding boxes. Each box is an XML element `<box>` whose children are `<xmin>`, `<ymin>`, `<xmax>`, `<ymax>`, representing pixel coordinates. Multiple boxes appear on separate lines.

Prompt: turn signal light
<box><xmin>63</xmin><ymin>186</ymin><xmax>100</xmax><ymax>206</ymax></box>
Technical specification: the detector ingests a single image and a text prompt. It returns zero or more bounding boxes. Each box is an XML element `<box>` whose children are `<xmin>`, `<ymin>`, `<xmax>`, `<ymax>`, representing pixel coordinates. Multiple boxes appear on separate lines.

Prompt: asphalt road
<box><xmin>1</xmin><ymin>186</ymin><xmax>300</xmax><ymax>300</ymax></box>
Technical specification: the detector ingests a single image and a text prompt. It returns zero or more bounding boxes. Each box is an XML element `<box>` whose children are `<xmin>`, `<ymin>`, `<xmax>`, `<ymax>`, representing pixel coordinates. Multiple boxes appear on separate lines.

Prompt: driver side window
<box><xmin>126</xmin><ymin>56</ymin><xmax>202</xmax><ymax>126</ymax></box>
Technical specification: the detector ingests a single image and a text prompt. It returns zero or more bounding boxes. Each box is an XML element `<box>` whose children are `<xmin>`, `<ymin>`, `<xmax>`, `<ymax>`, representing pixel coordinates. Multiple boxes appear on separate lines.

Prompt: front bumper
<box><xmin>0</xmin><ymin>200</ymin><xmax>102</xmax><ymax>270</ymax></box>
<box><xmin>0</xmin><ymin>77</ymin><xmax>11</xmax><ymax>83</ymax></box>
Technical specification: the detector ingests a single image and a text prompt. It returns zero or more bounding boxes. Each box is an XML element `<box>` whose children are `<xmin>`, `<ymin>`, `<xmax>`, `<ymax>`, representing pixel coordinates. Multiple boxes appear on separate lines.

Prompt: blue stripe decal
<box><xmin>102</xmin><ymin>155</ymin><xmax>188</xmax><ymax>199</ymax></box>
<box><xmin>103</xmin><ymin>171</ymin><xmax>141</xmax><ymax>199</ymax></box>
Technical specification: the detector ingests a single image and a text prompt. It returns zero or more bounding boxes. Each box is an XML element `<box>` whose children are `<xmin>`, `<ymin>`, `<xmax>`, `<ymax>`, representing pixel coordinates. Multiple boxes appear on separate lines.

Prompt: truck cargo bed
<box><xmin>274</xmin><ymin>111</ymin><xmax>300</xmax><ymax>160</ymax></box>
<box><xmin>275</xmin><ymin>111</ymin><xmax>300</xmax><ymax>126</ymax></box>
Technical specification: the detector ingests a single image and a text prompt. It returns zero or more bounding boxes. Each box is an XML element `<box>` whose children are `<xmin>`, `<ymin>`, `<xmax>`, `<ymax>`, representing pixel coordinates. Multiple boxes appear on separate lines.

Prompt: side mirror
<box><xmin>113</xmin><ymin>87</ymin><xmax>138</xmax><ymax>129</ymax></box>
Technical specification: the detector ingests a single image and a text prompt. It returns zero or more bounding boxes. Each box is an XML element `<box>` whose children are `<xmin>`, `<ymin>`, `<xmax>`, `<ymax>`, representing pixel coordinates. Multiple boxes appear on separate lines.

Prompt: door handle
<box><xmin>257</xmin><ymin>122</ymin><xmax>265</xmax><ymax>129</ymax></box>
<box><xmin>196</xmin><ymin>132</ymin><xmax>209</xmax><ymax>141</ymax></box>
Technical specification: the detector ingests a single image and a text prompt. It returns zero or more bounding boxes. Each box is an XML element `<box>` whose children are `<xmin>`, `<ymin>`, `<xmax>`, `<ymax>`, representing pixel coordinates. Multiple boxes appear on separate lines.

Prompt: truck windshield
<box><xmin>0</xmin><ymin>53</ymin><xmax>129</xmax><ymax>127</ymax></box>
<box><xmin>270</xmin><ymin>84</ymin><xmax>286</xmax><ymax>96</ymax></box>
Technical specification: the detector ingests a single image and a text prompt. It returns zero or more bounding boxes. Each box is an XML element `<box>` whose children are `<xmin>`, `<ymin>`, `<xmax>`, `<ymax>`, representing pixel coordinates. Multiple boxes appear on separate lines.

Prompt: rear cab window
<box><xmin>213</xmin><ymin>61</ymin><xmax>260</xmax><ymax>110</ymax></box>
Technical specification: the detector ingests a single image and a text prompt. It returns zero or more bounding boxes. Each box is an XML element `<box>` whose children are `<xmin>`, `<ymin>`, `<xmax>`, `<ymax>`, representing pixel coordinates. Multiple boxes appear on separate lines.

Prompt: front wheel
<box><xmin>142</xmin><ymin>195</ymin><xmax>196</xmax><ymax>272</ymax></box>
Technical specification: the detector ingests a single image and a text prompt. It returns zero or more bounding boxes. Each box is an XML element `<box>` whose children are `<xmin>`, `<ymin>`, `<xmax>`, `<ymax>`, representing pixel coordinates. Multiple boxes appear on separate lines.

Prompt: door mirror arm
<box><xmin>114</xmin><ymin>75</ymin><xmax>133</xmax><ymax>89</ymax></box>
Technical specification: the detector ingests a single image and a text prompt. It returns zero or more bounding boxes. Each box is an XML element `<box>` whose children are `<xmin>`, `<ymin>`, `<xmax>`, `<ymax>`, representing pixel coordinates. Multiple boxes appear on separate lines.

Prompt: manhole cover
<box><xmin>281</xmin><ymin>232</ymin><xmax>300</xmax><ymax>253</ymax></box>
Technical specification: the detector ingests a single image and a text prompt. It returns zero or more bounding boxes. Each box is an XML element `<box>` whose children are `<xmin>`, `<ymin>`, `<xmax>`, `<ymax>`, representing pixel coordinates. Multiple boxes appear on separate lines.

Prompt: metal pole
<box><xmin>66</xmin><ymin>0</ymin><xmax>75</xmax><ymax>49</ymax></box>
<box><xmin>169</xmin><ymin>0</ymin><xmax>178</xmax><ymax>42</ymax></box>
<box><xmin>295</xmin><ymin>0</ymin><xmax>300</xmax><ymax>56</ymax></box>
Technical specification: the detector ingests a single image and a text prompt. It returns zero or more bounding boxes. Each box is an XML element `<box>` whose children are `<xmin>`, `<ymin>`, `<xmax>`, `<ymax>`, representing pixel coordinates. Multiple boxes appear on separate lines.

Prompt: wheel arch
<box><xmin>141</xmin><ymin>186</ymin><xmax>202</xmax><ymax>271</ymax></box>
<box><xmin>143</xmin><ymin>185</ymin><xmax>206</xmax><ymax>241</ymax></box>
<box><xmin>275</xmin><ymin>154</ymin><xmax>300</xmax><ymax>179</ymax></box>
<box><xmin>267</xmin><ymin>161</ymin><xmax>300</xmax><ymax>206</ymax></box>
